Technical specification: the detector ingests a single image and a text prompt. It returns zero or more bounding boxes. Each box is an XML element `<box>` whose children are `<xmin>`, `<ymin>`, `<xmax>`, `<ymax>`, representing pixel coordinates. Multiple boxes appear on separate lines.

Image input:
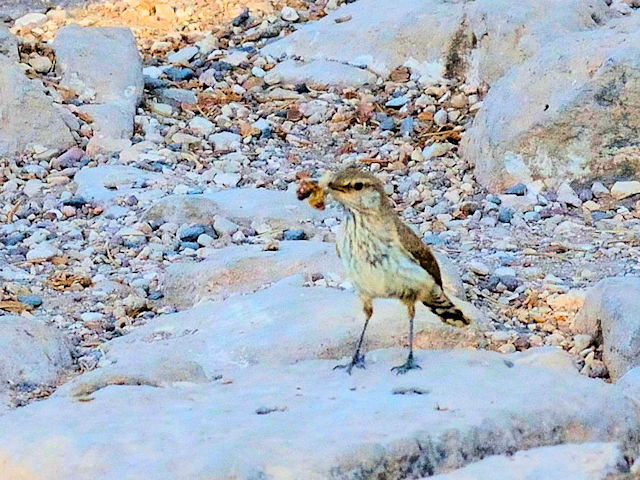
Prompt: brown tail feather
<box><xmin>424</xmin><ymin>288</ymin><xmax>471</xmax><ymax>327</ymax></box>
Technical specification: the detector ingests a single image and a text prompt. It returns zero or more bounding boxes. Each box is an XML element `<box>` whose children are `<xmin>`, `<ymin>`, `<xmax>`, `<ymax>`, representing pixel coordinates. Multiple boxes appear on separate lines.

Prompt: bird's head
<box><xmin>320</xmin><ymin>167</ymin><xmax>389</xmax><ymax>215</ymax></box>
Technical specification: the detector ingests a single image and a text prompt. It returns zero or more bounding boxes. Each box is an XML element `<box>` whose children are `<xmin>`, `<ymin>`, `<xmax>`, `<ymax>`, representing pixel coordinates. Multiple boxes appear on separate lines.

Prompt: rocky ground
<box><xmin>2</xmin><ymin>0</ymin><xmax>640</xmax><ymax>478</ymax></box>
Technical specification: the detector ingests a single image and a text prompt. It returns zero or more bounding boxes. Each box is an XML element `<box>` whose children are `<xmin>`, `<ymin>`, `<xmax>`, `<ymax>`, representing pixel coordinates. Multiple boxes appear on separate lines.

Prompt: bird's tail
<box><xmin>424</xmin><ymin>287</ymin><xmax>471</xmax><ymax>327</ymax></box>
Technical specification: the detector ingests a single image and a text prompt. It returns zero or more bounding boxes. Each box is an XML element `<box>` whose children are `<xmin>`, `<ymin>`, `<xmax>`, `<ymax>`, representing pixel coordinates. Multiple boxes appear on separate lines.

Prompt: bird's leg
<box><xmin>334</xmin><ymin>298</ymin><xmax>373</xmax><ymax>374</ymax></box>
<box><xmin>392</xmin><ymin>301</ymin><xmax>422</xmax><ymax>374</ymax></box>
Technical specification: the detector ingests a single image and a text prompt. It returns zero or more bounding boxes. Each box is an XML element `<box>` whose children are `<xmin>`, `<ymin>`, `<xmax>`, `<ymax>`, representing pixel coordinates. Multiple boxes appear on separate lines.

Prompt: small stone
<box><xmin>159</xmin><ymin>88</ymin><xmax>197</xmax><ymax>105</ymax></box>
<box><xmin>28</xmin><ymin>55</ymin><xmax>52</xmax><ymax>73</ymax></box>
<box><xmin>197</xmin><ymin>233</ymin><xmax>215</xmax><ymax>247</ymax></box>
<box><xmin>189</xmin><ymin>116</ymin><xmax>215</xmax><ymax>136</ymax></box>
<box><xmin>264</xmin><ymin>71</ymin><xmax>281</xmax><ymax>86</ymax></box>
<box><xmin>450</xmin><ymin>93</ymin><xmax>467</xmax><ymax>109</ymax></box>
<box><xmin>422</xmin><ymin>142</ymin><xmax>453</xmax><ymax>159</ymax></box>
<box><xmin>14</xmin><ymin>12</ymin><xmax>47</xmax><ymax>28</ymax></box>
<box><xmin>150</xmin><ymin>102</ymin><xmax>173</xmax><ymax>116</ymax></box>
<box><xmin>611</xmin><ymin>181</ymin><xmax>640</xmax><ymax>200</ymax></box>
<box><xmin>180</xmin><ymin>225</ymin><xmax>206</xmax><ymax>242</ymax></box>
<box><xmin>167</xmin><ymin>46</ymin><xmax>199</xmax><ymax>64</ymax></box>
<box><xmin>498</xmin><ymin>344</ymin><xmax>516</xmax><ymax>354</ymax></box>
<box><xmin>26</xmin><ymin>242</ymin><xmax>58</xmax><ymax>261</ymax></box>
<box><xmin>283</xmin><ymin>229</ymin><xmax>306</xmax><ymax>241</ymax></box>
<box><xmin>232</xmin><ymin>7</ymin><xmax>250</xmax><ymax>26</ymax></box>
<box><xmin>505</xmin><ymin>183</ymin><xmax>526</xmax><ymax>196</ymax></box>
<box><xmin>385</xmin><ymin>96</ymin><xmax>409</xmax><ymax>108</ymax></box>
<box><xmin>281</xmin><ymin>6</ymin><xmax>300</xmax><ymax>21</ymax></box>
<box><xmin>180</xmin><ymin>242</ymin><xmax>200</xmax><ymax>251</ymax></box>
<box><xmin>497</xmin><ymin>207</ymin><xmax>514</xmax><ymax>223</ymax></box>
<box><xmin>423</xmin><ymin>234</ymin><xmax>446</xmax><ymax>246</ymax></box>
<box><xmin>18</xmin><ymin>295</ymin><xmax>43</xmax><ymax>308</ymax></box>
<box><xmin>523</xmin><ymin>211</ymin><xmax>540</xmax><ymax>222</ymax></box>
<box><xmin>214</xmin><ymin>217</ymin><xmax>239</xmax><ymax>236</ymax></box>
<box><xmin>210</xmin><ymin>132</ymin><xmax>242</xmax><ymax>152</ymax></box>
<box><xmin>573</xmin><ymin>334</ymin><xmax>592</xmax><ymax>352</ymax></box>
<box><xmin>61</xmin><ymin>205</ymin><xmax>76</xmax><ymax>217</ymax></box>
<box><xmin>486</xmin><ymin>194</ymin><xmax>501</xmax><ymax>205</ymax></box>
<box><xmin>378</xmin><ymin>116</ymin><xmax>395</xmax><ymax>131</ymax></box>
<box><xmin>164</xmin><ymin>67</ymin><xmax>193</xmax><ymax>82</ymax></box>
<box><xmin>214</xmin><ymin>172</ymin><xmax>241</xmax><ymax>187</ymax></box>
<box><xmin>468</xmin><ymin>261</ymin><xmax>490</xmax><ymax>276</ymax></box>
<box><xmin>557</xmin><ymin>183</ymin><xmax>582</xmax><ymax>207</ymax></box>
<box><xmin>400</xmin><ymin>117</ymin><xmax>414</xmax><ymax>137</ymax></box>
<box><xmin>81</xmin><ymin>312</ymin><xmax>103</xmax><ymax>323</ymax></box>
<box><xmin>591</xmin><ymin>181</ymin><xmax>609</xmax><ymax>197</ymax></box>
<box><xmin>23</xmin><ymin>179</ymin><xmax>43</xmax><ymax>197</ymax></box>
<box><xmin>433</xmin><ymin>109</ymin><xmax>448</xmax><ymax>126</ymax></box>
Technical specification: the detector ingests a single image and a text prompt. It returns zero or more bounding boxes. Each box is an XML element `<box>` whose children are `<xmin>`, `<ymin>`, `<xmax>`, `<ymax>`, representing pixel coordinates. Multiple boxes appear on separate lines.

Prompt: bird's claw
<box><xmin>391</xmin><ymin>353</ymin><xmax>421</xmax><ymax>375</ymax></box>
<box><xmin>333</xmin><ymin>352</ymin><xmax>365</xmax><ymax>375</ymax></box>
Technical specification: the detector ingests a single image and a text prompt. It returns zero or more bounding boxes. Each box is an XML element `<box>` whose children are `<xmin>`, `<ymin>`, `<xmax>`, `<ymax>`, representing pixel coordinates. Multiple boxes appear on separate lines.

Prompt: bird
<box><xmin>318</xmin><ymin>167</ymin><xmax>471</xmax><ymax>374</ymax></box>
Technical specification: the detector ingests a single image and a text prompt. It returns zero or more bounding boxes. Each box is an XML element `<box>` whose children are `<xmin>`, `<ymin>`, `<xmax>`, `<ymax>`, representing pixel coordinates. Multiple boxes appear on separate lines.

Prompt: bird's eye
<box><xmin>353</xmin><ymin>182</ymin><xmax>363</xmax><ymax>191</ymax></box>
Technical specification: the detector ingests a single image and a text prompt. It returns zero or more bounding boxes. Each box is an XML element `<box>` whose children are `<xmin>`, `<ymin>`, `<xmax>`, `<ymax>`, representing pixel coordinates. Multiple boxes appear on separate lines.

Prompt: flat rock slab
<box><xmin>74</xmin><ymin>165</ymin><xmax>163</xmax><ymax>204</ymax></box>
<box><xmin>162</xmin><ymin>241</ymin><xmax>344</xmax><ymax>307</ymax></box>
<box><xmin>0</xmin><ymin>57</ymin><xmax>75</xmax><ymax>157</ymax></box>
<box><xmin>0</xmin><ymin>348</ymin><xmax>637</xmax><ymax>479</ymax></box>
<box><xmin>428</xmin><ymin>442</ymin><xmax>627</xmax><ymax>480</ymax></box>
<box><xmin>98</xmin><ymin>275</ymin><xmax>485</xmax><ymax>375</ymax></box>
<box><xmin>0</xmin><ymin>315</ymin><xmax>72</xmax><ymax>412</ymax></box>
<box><xmin>144</xmin><ymin>188</ymin><xmax>330</xmax><ymax>229</ymax></box>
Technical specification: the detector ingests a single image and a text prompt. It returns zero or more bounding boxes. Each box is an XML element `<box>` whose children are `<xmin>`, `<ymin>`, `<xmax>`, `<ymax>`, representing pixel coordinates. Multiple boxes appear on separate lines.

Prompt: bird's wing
<box><xmin>335</xmin><ymin>242</ymin><xmax>341</xmax><ymax>259</ymax></box>
<box><xmin>395</xmin><ymin>219</ymin><xmax>443</xmax><ymax>286</ymax></box>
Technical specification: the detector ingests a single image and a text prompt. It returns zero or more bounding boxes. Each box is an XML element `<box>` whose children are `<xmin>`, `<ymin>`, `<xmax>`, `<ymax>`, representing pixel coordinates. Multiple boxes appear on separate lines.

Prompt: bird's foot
<box><xmin>391</xmin><ymin>352</ymin><xmax>421</xmax><ymax>375</ymax></box>
<box><xmin>333</xmin><ymin>352</ymin><xmax>365</xmax><ymax>375</ymax></box>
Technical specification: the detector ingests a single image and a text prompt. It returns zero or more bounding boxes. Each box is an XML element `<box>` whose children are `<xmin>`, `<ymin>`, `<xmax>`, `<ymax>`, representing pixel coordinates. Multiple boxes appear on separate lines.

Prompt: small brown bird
<box><xmin>319</xmin><ymin>167</ymin><xmax>471</xmax><ymax>374</ymax></box>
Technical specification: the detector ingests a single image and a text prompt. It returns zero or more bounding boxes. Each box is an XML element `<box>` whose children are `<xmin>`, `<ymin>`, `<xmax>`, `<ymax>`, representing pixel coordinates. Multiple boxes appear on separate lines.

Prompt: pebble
<box><xmin>281</xmin><ymin>6</ymin><xmax>299</xmax><ymax>21</ymax></box>
<box><xmin>26</xmin><ymin>242</ymin><xmax>58</xmax><ymax>261</ymax></box>
<box><xmin>422</xmin><ymin>142</ymin><xmax>453</xmax><ymax>159</ymax></box>
<box><xmin>283</xmin><ymin>229</ymin><xmax>306</xmax><ymax>241</ymax></box>
<box><xmin>557</xmin><ymin>183</ymin><xmax>582</xmax><ymax>207</ymax></box>
<box><xmin>385</xmin><ymin>96</ymin><xmax>409</xmax><ymax>108</ymax></box>
<box><xmin>497</xmin><ymin>207</ymin><xmax>514</xmax><ymax>223</ymax></box>
<box><xmin>468</xmin><ymin>261</ymin><xmax>490</xmax><ymax>276</ymax></box>
<box><xmin>214</xmin><ymin>217</ymin><xmax>239</xmax><ymax>236</ymax></box>
<box><xmin>197</xmin><ymin>233</ymin><xmax>215</xmax><ymax>247</ymax></box>
<box><xmin>505</xmin><ymin>183</ymin><xmax>526</xmax><ymax>196</ymax></box>
<box><xmin>18</xmin><ymin>295</ymin><xmax>43</xmax><ymax>308</ymax></box>
<box><xmin>433</xmin><ymin>109</ymin><xmax>448</xmax><ymax>126</ymax></box>
<box><xmin>180</xmin><ymin>225</ymin><xmax>206</xmax><ymax>242</ymax></box>
<box><xmin>167</xmin><ymin>46</ymin><xmax>199</xmax><ymax>63</ymax></box>
<box><xmin>189</xmin><ymin>116</ymin><xmax>215</xmax><ymax>136</ymax></box>
<box><xmin>400</xmin><ymin>117</ymin><xmax>414</xmax><ymax>137</ymax></box>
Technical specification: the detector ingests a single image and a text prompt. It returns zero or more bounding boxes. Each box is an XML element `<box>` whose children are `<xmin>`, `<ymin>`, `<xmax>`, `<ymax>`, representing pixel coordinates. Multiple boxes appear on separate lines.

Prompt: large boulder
<box><xmin>0</xmin><ymin>345</ymin><xmax>637</xmax><ymax>479</ymax></box>
<box><xmin>0</xmin><ymin>25</ymin><xmax>18</xmax><ymax>62</ymax></box>
<box><xmin>0</xmin><ymin>57</ymin><xmax>75</xmax><ymax>158</ymax></box>
<box><xmin>465</xmin><ymin>13</ymin><xmax>640</xmax><ymax>192</ymax></box>
<box><xmin>52</xmin><ymin>25</ymin><xmax>143</xmax><ymax>153</ymax></box>
<box><xmin>262</xmin><ymin>0</ymin><xmax>610</xmax><ymax>85</ymax></box>
<box><xmin>574</xmin><ymin>276</ymin><xmax>640</xmax><ymax>381</ymax></box>
<box><xmin>0</xmin><ymin>315</ymin><xmax>73</xmax><ymax>412</ymax></box>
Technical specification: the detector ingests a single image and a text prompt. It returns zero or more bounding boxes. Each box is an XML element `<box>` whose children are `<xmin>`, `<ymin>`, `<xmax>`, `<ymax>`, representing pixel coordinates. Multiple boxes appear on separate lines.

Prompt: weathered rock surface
<box><xmin>428</xmin><ymin>442</ymin><xmax>628</xmax><ymax>480</ymax></box>
<box><xmin>0</xmin><ymin>315</ymin><xmax>73</xmax><ymax>411</ymax></box>
<box><xmin>52</xmin><ymin>25</ymin><xmax>143</xmax><ymax>148</ymax></box>
<box><xmin>74</xmin><ymin>165</ymin><xmax>163</xmax><ymax>204</ymax></box>
<box><xmin>0</xmin><ymin>25</ymin><xmax>18</xmax><ymax>62</ymax></box>
<box><xmin>262</xmin><ymin>0</ymin><xmax>609</xmax><ymax>84</ymax></box>
<box><xmin>0</xmin><ymin>346</ymin><xmax>637</xmax><ymax>479</ymax></box>
<box><xmin>465</xmin><ymin>13</ymin><xmax>640</xmax><ymax>191</ymax></box>
<box><xmin>269</xmin><ymin>59</ymin><xmax>377</xmax><ymax>87</ymax></box>
<box><xmin>0</xmin><ymin>57</ymin><xmax>75</xmax><ymax>157</ymax></box>
<box><xmin>574</xmin><ymin>277</ymin><xmax>640</xmax><ymax>381</ymax></box>
<box><xmin>144</xmin><ymin>188</ymin><xmax>330</xmax><ymax>231</ymax></box>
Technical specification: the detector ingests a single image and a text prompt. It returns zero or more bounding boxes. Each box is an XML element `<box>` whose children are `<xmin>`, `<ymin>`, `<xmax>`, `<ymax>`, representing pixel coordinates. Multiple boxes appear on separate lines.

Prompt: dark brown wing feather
<box><xmin>394</xmin><ymin>218</ymin><xmax>443</xmax><ymax>286</ymax></box>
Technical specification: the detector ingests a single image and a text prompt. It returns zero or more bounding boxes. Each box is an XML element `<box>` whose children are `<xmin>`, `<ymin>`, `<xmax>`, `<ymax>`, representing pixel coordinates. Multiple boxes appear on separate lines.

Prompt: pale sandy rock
<box><xmin>0</xmin><ymin>346</ymin><xmax>637</xmax><ymax>479</ymax></box>
<box><xmin>74</xmin><ymin>165</ymin><xmax>162</xmax><ymax>204</ymax></box>
<box><xmin>465</xmin><ymin>14</ymin><xmax>640</xmax><ymax>191</ymax></box>
<box><xmin>269</xmin><ymin>59</ymin><xmax>376</xmax><ymax>87</ymax></box>
<box><xmin>574</xmin><ymin>277</ymin><xmax>640</xmax><ymax>380</ymax></box>
<box><xmin>0</xmin><ymin>26</ymin><xmax>18</xmax><ymax>61</ymax></box>
<box><xmin>0</xmin><ymin>58</ymin><xmax>75</xmax><ymax>157</ymax></box>
<box><xmin>429</xmin><ymin>443</ymin><xmax>627</xmax><ymax>480</ymax></box>
<box><xmin>611</xmin><ymin>180</ymin><xmax>640</xmax><ymax>200</ymax></box>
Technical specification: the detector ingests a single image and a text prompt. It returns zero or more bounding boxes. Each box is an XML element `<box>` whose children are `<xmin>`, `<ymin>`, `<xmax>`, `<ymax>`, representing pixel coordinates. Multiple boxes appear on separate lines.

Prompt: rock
<box><xmin>214</xmin><ymin>172</ymin><xmax>241</xmax><ymax>187</ymax></box>
<box><xmin>189</xmin><ymin>116</ymin><xmax>215</xmax><ymax>136</ymax></box>
<box><xmin>505</xmin><ymin>183</ymin><xmax>526</xmax><ymax>196</ymax></box>
<box><xmin>465</xmin><ymin>13</ymin><xmax>640</xmax><ymax>191</ymax></box>
<box><xmin>557</xmin><ymin>183</ymin><xmax>582</xmax><ymax>207</ymax></box>
<box><xmin>433</xmin><ymin>109</ymin><xmax>448</xmax><ymax>126</ymax></box>
<box><xmin>611</xmin><ymin>180</ymin><xmax>640</xmax><ymax>200</ymax></box>
<box><xmin>429</xmin><ymin>443</ymin><xmax>627</xmax><ymax>480</ymax></box>
<box><xmin>281</xmin><ymin>6</ymin><xmax>299</xmax><ymax>22</ymax></box>
<box><xmin>0</xmin><ymin>342</ymin><xmax>636</xmax><ymax>478</ymax></box>
<box><xmin>53</xmin><ymin>25</ymin><xmax>143</xmax><ymax>109</ymax></box>
<box><xmin>0</xmin><ymin>25</ymin><xmax>18</xmax><ymax>62</ymax></box>
<box><xmin>267</xmin><ymin>59</ymin><xmax>376</xmax><ymax>88</ymax></box>
<box><xmin>0</xmin><ymin>58</ymin><xmax>75</xmax><ymax>157</ymax></box>
<box><xmin>167</xmin><ymin>46</ymin><xmax>199</xmax><ymax>64</ymax></box>
<box><xmin>28</xmin><ymin>55</ymin><xmax>52</xmax><ymax>73</ymax></box>
<box><xmin>23</xmin><ymin>179</ymin><xmax>43</xmax><ymax>197</ymax></box>
<box><xmin>17</xmin><ymin>295</ymin><xmax>43</xmax><ymax>308</ymax></box>
<box><xmin>85</xmin><ymin>137</ymin><xmax>132</xmax><ymax>158</ymax></box>
<box><xmin>158</xmin><ymin>88</ymin><xmax>198</xmax><ymax>105</ymax></box>
<box><xmin>422</xmin><ymin>142</ymin><xmax>453</xmax><ymax>159</ymax></box>
<box><xmin>213</xmin><ymin>217</ymin><xmax>239</xmax><ymax>236</ymax></box>
<box><xmin>210</xmin><ymin>132</ymin><xmax>242</xmax><ymax>152</ymax></box>
<box><xmin>262</xmin><ymin>0</ymin><xmax>608</xmax><ymax>84</ymax></box>
<box><xmin>468</xmin><ymin>261</ymin><xmax>490</xmax><ymax>276</ymax></box>
<box><xmin>52</xmin><ymin>25</ymin><xmax>142</xmax><ymax>146</ymax></box>
<box><xmin>14</xmin><ymin>12</ymin><xmax>47</xmax><ymax>28</ymax></box>
<box><xmin>618</xmin><ymin>367</ymin><xmax>640</xmax><ymax>399</ymax></box>
<box><xmin>74</xmin><ymin>166</ymin><xmax>161</xmax><ymax>204</ymax></box>
<box><xmin>497</xmin><ymin>207</ymin><xmax>514</xmax><ymax>223</ymax></box>
<box><xmin>283</xmin><ymin>229</ymin><xmax>306</xmax><ymax>241</ymax></box>
<box><xmin>0</xmin><ymin>315</ymin><xmax>72</xmax><ymax>411</ymax></box>
<box><xmin>574</xmin><ymin>277</ymin><xmax>640</xmax><ymax>380</ymax></box>
<box><xmin>385</xmin><ymin>96</ymin><xmax>409</xmax><ymax>108</ymax></box>
<box><xmin>26</xmin><ymin>242</ymin><xmax>58</xmax><ymax>261</ymax></box>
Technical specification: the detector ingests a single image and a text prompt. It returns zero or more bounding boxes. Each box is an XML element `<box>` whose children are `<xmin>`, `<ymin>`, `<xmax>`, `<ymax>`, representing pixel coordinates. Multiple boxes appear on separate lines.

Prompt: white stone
<box><xmin>167</xmin><ymin>46</ymin><xmax>199</xmax><ymax>64</ymax></box>
<box><xmin>189</xmin><ymin>116</ymin><xmax>214</xmax><ymax>136</ymax></box>
<box><xmin>26</xmin><ymin>242</ymin><xmax>59</xmax><ymax>260</ymax></box>
<box><xmin>281</xmin><ymin>6</ymin><xmax>300</xmax><ymax>22</ymax></box>
<box><xmin>14</xmin><ymin>12</ymin><xmax>47</xmax><ymax>28</ymax></box>
<box><xmin>557</xmin><ymin>182</ymin><xmax>582</xmax><ymax>207</ymax></box>
<box><xmin>268</xmin><ymin>59</ymin><xmax>376</xmax><ymax>87</ymax></box>
<box><xmin>213</xmin><ymin>217</ymin><xmax>240</xmax><ymax>236</ymax></box>
<box><xmin>209</xmin><ymin>132</ymin><xmax>242</xmax><ymax>152</ymax></box>
<box><xmin>611</xmin><ymin>181</ymin><xmax>640</xmax><ymax>200</ymax></box>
